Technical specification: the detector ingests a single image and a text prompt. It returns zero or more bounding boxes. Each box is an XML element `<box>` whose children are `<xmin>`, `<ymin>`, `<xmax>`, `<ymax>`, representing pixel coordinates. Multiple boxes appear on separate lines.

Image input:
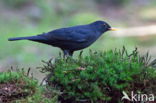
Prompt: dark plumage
<box><xmin>8</xmin><ymin>20</ymin><xmax>117</xmax><ymax>57</ymax></box>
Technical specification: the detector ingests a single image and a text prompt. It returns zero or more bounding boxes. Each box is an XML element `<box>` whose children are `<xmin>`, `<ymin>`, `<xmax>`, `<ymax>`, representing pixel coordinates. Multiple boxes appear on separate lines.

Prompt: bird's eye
<box><xmin>103</xmin><ymin>24</ymin><xmax>106</xmax><ymax>27</ymax></box>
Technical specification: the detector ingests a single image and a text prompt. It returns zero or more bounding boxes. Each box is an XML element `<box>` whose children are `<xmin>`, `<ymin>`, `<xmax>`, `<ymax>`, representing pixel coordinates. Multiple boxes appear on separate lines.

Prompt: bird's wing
<box><xmin>44</xmin><ymin>26</ymin><xmax>93</xmax><ymax>43</ymax></box>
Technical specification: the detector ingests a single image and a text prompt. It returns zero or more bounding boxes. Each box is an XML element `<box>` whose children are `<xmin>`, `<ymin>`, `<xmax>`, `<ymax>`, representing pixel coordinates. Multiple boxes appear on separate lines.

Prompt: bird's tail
<box><xmin>8</xmin><ymin>37</ymin><xmax>30</xmax><ymax>41</ymax></box>
<box><xmin>8</xmin><ymin>35</ymin><xmax>47</xmax><ymax>42</ymax></box>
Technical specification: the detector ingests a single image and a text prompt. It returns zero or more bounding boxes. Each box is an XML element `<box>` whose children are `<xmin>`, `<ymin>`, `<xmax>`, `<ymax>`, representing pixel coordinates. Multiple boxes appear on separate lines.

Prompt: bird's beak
<box><xmin>108</xmin><ymin>28</ymin><xmax>118</xmax><ymax>31</ymax></box>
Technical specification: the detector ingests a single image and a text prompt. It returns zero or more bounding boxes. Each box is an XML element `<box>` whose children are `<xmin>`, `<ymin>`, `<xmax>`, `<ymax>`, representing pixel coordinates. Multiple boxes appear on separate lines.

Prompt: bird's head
<box><xmin>90</xmin><ymin>20</ymin><xmax>118</xmax><ymax>33</ymax></box>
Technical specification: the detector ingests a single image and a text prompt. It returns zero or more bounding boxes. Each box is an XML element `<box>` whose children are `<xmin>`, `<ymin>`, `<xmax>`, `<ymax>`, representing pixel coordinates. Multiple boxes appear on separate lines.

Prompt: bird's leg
<box><xmin>63</xmin><ymin>50</ymin><xmax>70</xmax><ymax>58</ymax></box>
<box><xmin>69</xmin><ymin>51</ymin><xmax>74</xmax><ymax>56</ymax></box>
<box><xmin>63</xmin><ymin>50</ymin><xmax>74</xmax><ymax>58</ymax></box>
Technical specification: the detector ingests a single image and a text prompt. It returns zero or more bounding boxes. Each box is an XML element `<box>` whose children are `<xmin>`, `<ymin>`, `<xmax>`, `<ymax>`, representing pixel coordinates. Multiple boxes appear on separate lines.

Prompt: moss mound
<box><xmin>0</xmin><ymin>70</ymin><xmax>58</xmax><ymax>103</ymax></box>
<box><xmin>39</xmin><ymin>47</ymin><xmax>156</xmax><ymax>103</ymax></box>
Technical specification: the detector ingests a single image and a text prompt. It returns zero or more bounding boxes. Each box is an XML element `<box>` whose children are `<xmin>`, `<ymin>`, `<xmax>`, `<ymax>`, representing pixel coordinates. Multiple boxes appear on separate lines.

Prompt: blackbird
<box><xmin>8</xmin><ymin>20</ymin><xmax>117</xmax><ymax>57</ymax></box>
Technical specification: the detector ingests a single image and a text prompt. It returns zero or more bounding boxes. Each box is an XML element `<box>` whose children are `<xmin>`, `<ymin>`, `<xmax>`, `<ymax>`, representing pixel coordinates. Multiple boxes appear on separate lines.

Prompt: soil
<box><xmin>0</xmin><ymin>81</ymin><xmax>32</xmax><ymax>103</ymax></box>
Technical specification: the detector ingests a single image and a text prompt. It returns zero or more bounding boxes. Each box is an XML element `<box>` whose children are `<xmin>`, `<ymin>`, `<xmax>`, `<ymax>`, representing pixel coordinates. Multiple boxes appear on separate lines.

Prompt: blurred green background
<box><xmin>0</xmin><ymin>0</ymin><xmax>156</xmax><ymax>74</ymax></box>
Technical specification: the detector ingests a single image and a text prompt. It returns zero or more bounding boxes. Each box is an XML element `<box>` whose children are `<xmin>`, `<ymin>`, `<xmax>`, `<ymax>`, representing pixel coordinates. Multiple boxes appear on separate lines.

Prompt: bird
<box><xmin>8</xmin><ymin>20</ymin><xmax>117</xmax><ymax>57</ymax></box>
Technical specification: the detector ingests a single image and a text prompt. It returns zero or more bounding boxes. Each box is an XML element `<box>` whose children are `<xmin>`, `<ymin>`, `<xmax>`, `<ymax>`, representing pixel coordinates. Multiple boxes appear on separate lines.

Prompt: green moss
<box><xmin>0</xmin><ymin>70</ymin><xmax>58</xmax><ymax>103</ymax></box>
<box><xmin>1</xmin><ymin>47</ymin><xmax>156</xmax><ymax>103</ymax></box>
<box><xmin>40</xmin><ymin>47</ymin><xmax>156</xmax><ymax>102</ymax></box>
